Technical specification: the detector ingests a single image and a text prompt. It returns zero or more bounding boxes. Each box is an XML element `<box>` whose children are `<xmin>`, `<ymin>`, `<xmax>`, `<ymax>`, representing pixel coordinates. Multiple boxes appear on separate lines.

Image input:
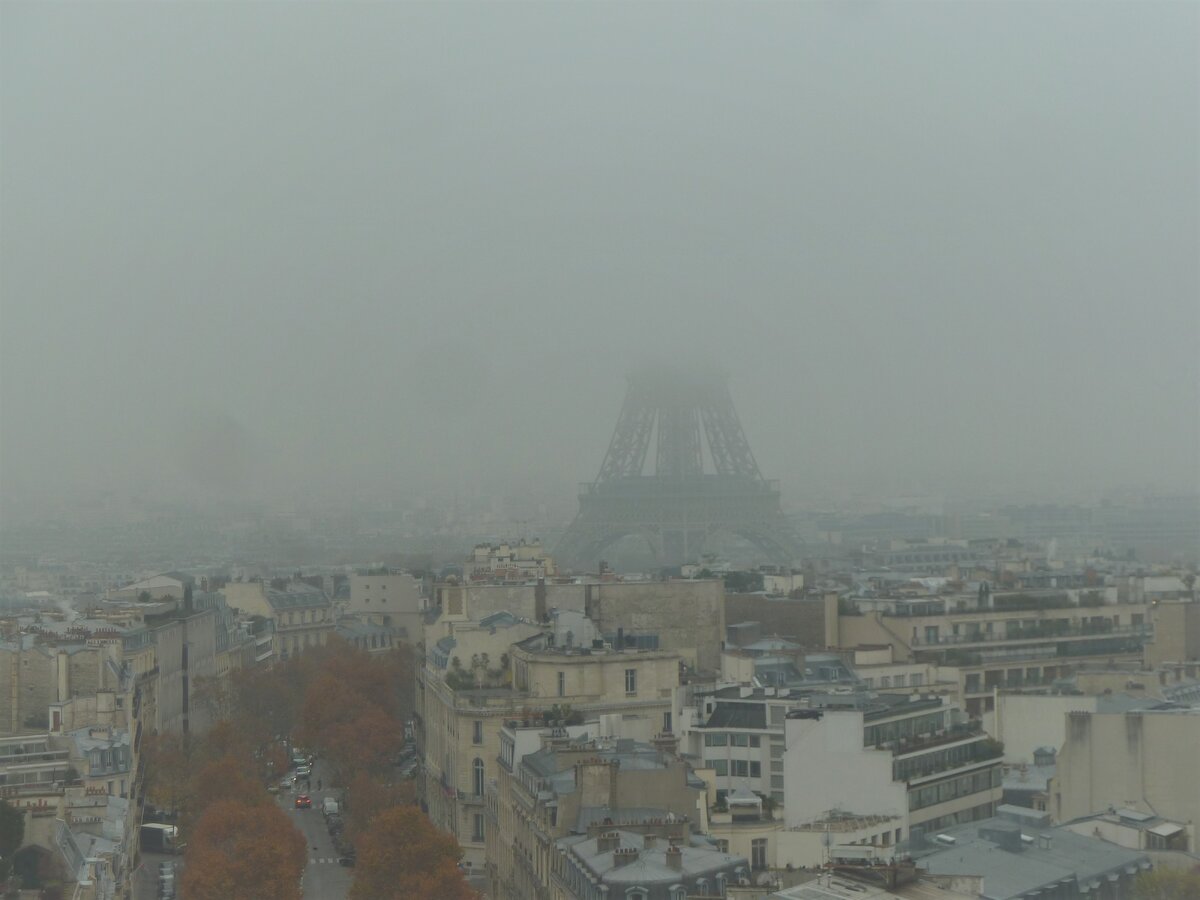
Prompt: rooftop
<box><xmin>560</xmin><ymin>829</ymin><xmax>745</xmax><ymax>885</ymax></box>
<box><xmin>913</xmin><ymin>818</ymin><xmax>1151</xmax><ymax>900</ymax></box>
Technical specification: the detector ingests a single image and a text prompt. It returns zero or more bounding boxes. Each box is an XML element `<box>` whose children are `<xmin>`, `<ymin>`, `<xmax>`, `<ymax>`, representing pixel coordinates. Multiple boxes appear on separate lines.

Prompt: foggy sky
<box><xmin>2</xmin><ymin>1</ymin><xmax>1197</xmax><ymax>519</ymax></box>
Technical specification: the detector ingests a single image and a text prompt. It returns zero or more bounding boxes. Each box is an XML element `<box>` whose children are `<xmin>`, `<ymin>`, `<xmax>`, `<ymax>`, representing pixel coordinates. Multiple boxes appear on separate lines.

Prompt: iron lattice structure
<box><xmin>556</xmin><ymin>368</ymin><xmax>801</xmax><ymax>568</ymax></box>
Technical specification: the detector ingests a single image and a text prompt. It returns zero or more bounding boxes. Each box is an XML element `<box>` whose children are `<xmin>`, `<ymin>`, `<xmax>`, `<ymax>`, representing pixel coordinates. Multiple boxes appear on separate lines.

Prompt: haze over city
<box><xmin>2</xmin><ymin>1</ymin><xmax>1197</xmax><ymax>521</ymax></box>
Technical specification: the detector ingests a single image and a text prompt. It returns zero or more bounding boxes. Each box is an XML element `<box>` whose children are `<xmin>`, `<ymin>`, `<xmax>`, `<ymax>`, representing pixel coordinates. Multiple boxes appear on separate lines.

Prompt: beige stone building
<box><xmin>829</xmin><ymin>590</ymin><xmax>1152</xmax><ymax>717</ymax></box>
<box><xmin>1143</xmin><ymin>598</ymin><xmax>1200</xmax><ymax>668</ymax></box>
<box><xmin>224</xmin><ymin>580</ymin><xmax>333</xmax><ymax>661</ymax></box>
<box><xmin>468</xmin><ymin>540</ymin><xmax>557</xmax><ymax>582</ymax></box>
<box><xmin>431</xmin><ymin>578</ymin><xmax>725</xmax><ymax>672</ymax></box>
<box><xmin>418</xmin><ymin>616</ymin><xmax>682</xmax><ymax>871</ymax></box>
<box><xmin>1054</xmin><ymin>708</ymin><xmax>1200</xmax><ymax>828</ymax></box>
<box><xmin>346</xmin><ymin>571</ymin><xmax>425</xmax><ymax>643</ymax></box>
<box><xmin>783</xmin><ymin>693</ymin><xmax>1004</xmax><ymax>840</ymax></box>
<box><xmin>486</xmin><ymin>726</ymin><xmax>711</xmax><ymax>900</ymax></box>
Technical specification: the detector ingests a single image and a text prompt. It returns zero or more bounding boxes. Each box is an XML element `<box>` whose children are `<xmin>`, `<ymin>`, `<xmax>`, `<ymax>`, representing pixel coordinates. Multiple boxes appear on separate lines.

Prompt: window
<box><xmin>732</xmin><ymin>760</ymin><xmax>749</xmax><ymax>777</ymax></box>
<box><xmin>625</xmin><ymin>668</ymin><xmax>637</xmax><ymax>694</ymax></box>
<box><xmin>712</xmin><ymin>760</ymin><xmax>728</xmax><ymax>776</ymax></box>
<box><xmin>473</xmin><ymin>721</ymin><xmax>483</xmax><ymax>745</ymax></box>
<box><xmin>750</xmin><ymin>761</ymin><xmax>761</xmax><ymax>778</ymax></box>
<box><xmin>731</xmin><ymin>734</ymin><xmax>749</xmax><ymax>747</ymax></box>
<box><xmin>473</xmin><ymin>758</ymin><xmax>485</xmax><ymax>796</ymax></box>
<box><xmin>705</xmin><ymin>733</ymin><xmax>728</xmax><ymax>747</ymax></box>
<box><xmin>749</xmin><ymin>735</ymin><xmax>761</xmax><ymax>748</ymax></box>
<box><xmin>557</xmin><ymin>671</ymin><xmax>565</xmax><ymax>697</ymax></box>
<box><xmin>472</xmin><ymin>813</ymin><xmax>484</xmax><ymax>842</ymax></box>
<box><xmin>752</xmin><ymin>838</ymin><xmax>768</xmax><ymax>870</ymax></box>
<box><xmin>663</xmin><ymin>711</ymin><xmax>672</xmax><ymax>733</ymax></box>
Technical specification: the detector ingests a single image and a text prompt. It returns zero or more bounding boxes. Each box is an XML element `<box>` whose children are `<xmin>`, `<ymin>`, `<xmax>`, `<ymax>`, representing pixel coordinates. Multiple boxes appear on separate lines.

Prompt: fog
<box><xmin>2</xmin><ymin>1</ymin><xmax>1197</xmax><ymax>521</ymax></box>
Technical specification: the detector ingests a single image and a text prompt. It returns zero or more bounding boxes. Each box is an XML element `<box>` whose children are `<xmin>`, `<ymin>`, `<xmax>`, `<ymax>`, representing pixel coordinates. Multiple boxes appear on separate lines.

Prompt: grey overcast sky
<box><xmin>1</xmin><ymin>1</ymin><xmax>1197</xmax><ymax>517</ymax></box>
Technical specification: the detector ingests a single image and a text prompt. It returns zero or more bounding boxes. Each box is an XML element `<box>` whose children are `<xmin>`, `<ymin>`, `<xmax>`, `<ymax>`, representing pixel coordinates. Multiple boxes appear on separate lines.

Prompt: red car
<box><xmin>295</xmin><ymin>795</ymin><xmax>312</xmax><ymax>809</ymax></box>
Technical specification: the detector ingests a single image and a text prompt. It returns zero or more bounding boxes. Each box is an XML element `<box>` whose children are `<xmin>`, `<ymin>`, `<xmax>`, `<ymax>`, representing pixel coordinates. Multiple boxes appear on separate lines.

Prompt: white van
<box><xmin>323</xmin><ymin>797</ymin><xmax>340</xmax><ymax>815</ymax></box>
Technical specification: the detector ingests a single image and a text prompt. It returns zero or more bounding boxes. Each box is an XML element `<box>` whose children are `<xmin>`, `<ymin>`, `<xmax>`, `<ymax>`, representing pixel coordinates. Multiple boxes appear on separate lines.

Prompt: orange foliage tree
<box><xmin>343</xmin><ymin>771</ymin><xmax>416</xmax><ymax>842</ymax></box>
<box><xmin>188</xmin><ymin>756</ymin><xmax>271</xmax><ymax>821</ymax></box>
<box><xmin>140</xmin><ymin>732</ymin><xmax>194</xmax><ymax>819</ymax></box>
<box><xmin>349</xmin><ymin>806</ymin><xmax>476</xmax><ymax>900</ymax></box>
<box><xmin>180</xmin><ymin>800</ymin><xmax>306</xmax><ymax>900</ymax></box>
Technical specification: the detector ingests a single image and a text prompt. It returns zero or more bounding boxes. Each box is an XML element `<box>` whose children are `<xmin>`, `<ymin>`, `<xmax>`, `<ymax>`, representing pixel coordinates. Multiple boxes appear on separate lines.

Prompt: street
<box><xmin>130</xmin><ymin>849</ymin><xmax>177</xmax><ymax>900</ymax></box>
<box><xmin>278</xmin><ymin>759</ymin><xmax>354</xmax><ymax>900</ymax></box>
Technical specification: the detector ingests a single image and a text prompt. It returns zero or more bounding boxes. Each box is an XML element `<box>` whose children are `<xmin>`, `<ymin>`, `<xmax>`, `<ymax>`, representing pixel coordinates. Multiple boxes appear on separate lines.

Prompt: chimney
<box><xmin>823</xmin><ymin>592</ymin><xmax>840</xmax><ymax>648</ymax></box>
<box><xmin>643</xmin><ymin>834</ymin><xmax>656</xmax><ymax>849</ymax></box>
<box><xmin>665</xmin><ymin>843</ymin><xmax>683</xmax><ymax>871</ymax></box>
<box><xmin>597</xmin><ymin>831</ymin><xmax>621</xmax><ymax>853</ymax></box>
<box><xmin>535</xmin><ymin>578</ymin><xmax>547</xmax><ymax>622</ymax></box>
<box><xmin>613</xmin><ymin>847</ymin><xmax>639</xmax><ymax>867</ymax></box>
<box><xmin>652</xmin><ymin>732</ymin><xmax>679</xmax><ymax>755</ymax></box>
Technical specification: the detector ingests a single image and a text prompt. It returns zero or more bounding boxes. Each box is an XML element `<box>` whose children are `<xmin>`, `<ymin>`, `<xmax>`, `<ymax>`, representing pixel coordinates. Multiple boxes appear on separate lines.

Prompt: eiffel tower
<box><xmin>556</xmin><ymin>367</ymin><xmax>801</xmax><ymax>569</ymax></box>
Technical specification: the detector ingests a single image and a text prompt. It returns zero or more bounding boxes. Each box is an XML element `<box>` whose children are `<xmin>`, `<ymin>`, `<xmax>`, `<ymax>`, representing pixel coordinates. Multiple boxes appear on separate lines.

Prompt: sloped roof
<box><xmin>702</xmin><ymin>701</ymin><xmax>767</xmax><ymax>730</ymax></box>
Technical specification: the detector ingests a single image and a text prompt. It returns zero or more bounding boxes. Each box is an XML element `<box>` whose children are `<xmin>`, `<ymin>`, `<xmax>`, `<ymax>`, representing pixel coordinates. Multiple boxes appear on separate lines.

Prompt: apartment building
<box><xmin>832</xmin><ymin>587</ymin><xmax>1152</xmax><ymax>717</ymax></box>
<box><xmin>554</xmin><ymin>829</ymin><xmax>748</xmax><ymax>900</ymax></box>
<box><xmin>346</xmin><ymin>571</ymin><xmax>424</xmax><ymax>643</ymax></box>
<box><xmin>418</xmin><ymin>615</ymin><xmax>682</xmax><ymax>869</ymax></box>
<box><xmin>783</xmin><ymin>693</ymin><xmax>1003</xmax><ymax>840</ymax></box>
<box><xmin>675</xmin><ymin>653</ymin><xmax>861</xmax><ymax>807</ymax></box>
<box><xmin>487</xmin><ymin>726</ymin><xmax>712</xmax><ymax>900</ymax></box>
<box><xmin>430</xmin><ymin>578</ymin><xmax>726</xmax><ymax>672</ymax></box>
<box><xmin>1054</xmin><ymin>707</ymin><xmax>1200</xmax><ymax>828</ymax></box>
<box><xmin>1143</xmin><ymin>597</ymin><xmax>1200</xmax><ymax>668</ymax></box>
<box><xmin>468</xmin><ymin>541</ymin><xmax>557</xmax><ymax>582</ymax></box>
<box><xmin>224</xmin><ymin>580</ymin><xmax>334</xmax><ymax>661</ymax></box>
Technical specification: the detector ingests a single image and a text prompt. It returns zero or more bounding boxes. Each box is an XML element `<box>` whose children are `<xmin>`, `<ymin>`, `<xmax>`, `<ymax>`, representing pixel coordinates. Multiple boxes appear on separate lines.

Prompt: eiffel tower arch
<box><xmin>556</xmin><ymin>367</ymin><xmax>801</xmax><ymax>569</ymax></box>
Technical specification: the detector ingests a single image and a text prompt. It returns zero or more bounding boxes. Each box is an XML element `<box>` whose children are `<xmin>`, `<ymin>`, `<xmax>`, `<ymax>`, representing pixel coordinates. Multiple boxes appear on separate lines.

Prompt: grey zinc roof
<box><xmin>68</xmin><ymin>727</ymin><xmax>130</xmax><ymax>754</ymax></box>
<box><xmin>575</xmin><ymin>807</ymin><xmax>682</xmax><ymax>832</ymax></box>
<box><xmin>1002</xmin><ymin>764</ymin><xmax>1055</xmax><ymax>793</ymax></box>
<box><xmin>336</xmin><ymin>618</ymin><xmax>391</xmax><ymax>640</ymax></box>
<box><xmin>561</xmin><ymin>829</ymin><xmax>746</xmax><ymax>885</ymax></box>
<box><xmin>266</xmin><ymin>584</ymin><xmax>330</xmax><ymax>610</ymax></box>
<box><xmin>916</xmin><ymin>818</ymin><xmax>1150</xmax><ymax>900</ymax></box>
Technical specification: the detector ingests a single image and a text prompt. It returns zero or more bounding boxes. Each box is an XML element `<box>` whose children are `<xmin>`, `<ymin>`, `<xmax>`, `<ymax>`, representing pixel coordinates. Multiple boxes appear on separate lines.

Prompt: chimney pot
<box><xmin>665</xmin><ymin>843</ymin><xmax>683</xmax><ymax>871</ymax></box>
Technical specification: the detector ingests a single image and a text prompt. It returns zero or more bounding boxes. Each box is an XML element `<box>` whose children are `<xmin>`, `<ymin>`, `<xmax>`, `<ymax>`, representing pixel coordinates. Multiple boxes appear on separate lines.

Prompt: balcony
<box><xmin>912</xmin><ymin>623</ymin><xmax>1150</xmax><ymax>648</ymax></box>
<box><xmin>892</xmin><ymin>736</ymin><xmax>1004</xmax><ymax>783</ymax></box>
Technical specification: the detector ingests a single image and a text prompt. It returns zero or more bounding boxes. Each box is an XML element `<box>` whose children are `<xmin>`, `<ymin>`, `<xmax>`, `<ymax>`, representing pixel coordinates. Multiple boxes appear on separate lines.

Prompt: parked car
<box><xmin>338</xmin><ymin>852</ymin><xmax>356</xmax><ymax>867</ymax></box>
<box><xmin>295</xmin><ymin>794</ymin><xmax>312</xmax><ymax>809</ymax></box>
<box><xmin>295</xmin><ymin>765</ymin><xmax>312</xmax><ymax>778</ymax></box>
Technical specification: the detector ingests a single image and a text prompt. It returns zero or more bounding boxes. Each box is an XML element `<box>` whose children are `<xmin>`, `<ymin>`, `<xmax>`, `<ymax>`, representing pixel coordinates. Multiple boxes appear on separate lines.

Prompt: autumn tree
<box><xmin>343</xmin><ymin>772</ymin><xmax>416</xmax><ymax>842</ymax></box>
<box><xmin>1132</xmin><ymin>868</ymin><xmax>1200</xmax><ymax>900</ymax></box>
<box><xmin>180</xmin><ymin>800</ymin><xmax>306</xmax><ymax>900</ymax></box>
<box><xmin>296</xmin><ymin>654</ymin><xmax>405</xmax><ymax>786</ymax></box>
<box><xmin>349</xmin><ymin>806</ymin><xmax>476</xmax><ymax>900</ymax></box>
<box><xmin>141</xmin><ymin>732</ymin><xmax>195</xmax><ymax>819</ymax></box>
<box><xmin>188</xmin><ymin>756</ymin><xmax>272</xmax><ymax>822</ymax></box>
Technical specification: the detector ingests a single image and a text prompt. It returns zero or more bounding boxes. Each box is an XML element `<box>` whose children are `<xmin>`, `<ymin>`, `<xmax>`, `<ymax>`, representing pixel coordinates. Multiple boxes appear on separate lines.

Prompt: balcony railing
<box><xmin>892</xmin><ymin>738</ymin><xmax>1004</xmax><ymax>782</ymax></box>
<box><xmin>912</xmin><ymin>624</ymin><xmax>1150</xmax><ymax>647</ymax></box>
